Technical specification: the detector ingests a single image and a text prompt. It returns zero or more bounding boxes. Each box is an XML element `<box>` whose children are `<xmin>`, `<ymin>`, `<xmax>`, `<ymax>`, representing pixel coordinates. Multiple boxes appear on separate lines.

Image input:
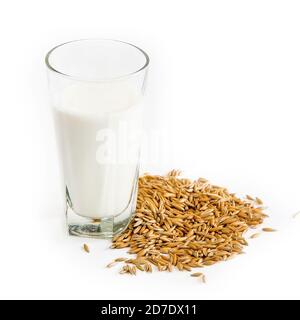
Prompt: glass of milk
<box><xmin>45</xmin><ymin>39</ymin><xmax>149</xmax><ymax>238</ymax></box>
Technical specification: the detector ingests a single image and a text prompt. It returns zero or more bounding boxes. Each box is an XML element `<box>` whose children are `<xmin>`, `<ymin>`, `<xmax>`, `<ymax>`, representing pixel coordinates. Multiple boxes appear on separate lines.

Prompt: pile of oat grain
<box><xmin>108</xmin><ymin>170</ymin><xmax>271</xmax><ymax>278</ymax></box>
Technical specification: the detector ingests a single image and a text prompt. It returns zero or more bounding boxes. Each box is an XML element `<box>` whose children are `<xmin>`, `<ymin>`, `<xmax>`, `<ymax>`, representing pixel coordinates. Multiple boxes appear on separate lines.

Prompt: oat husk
<box><xmin>110</xmin><ymin>170</ymin><xmax>269</xmax><ymax>278</ymax></box>
<box><xmin>83</xmin><ymin>243</ymin><xmax>90</xmax><ymax>253</ymax></box>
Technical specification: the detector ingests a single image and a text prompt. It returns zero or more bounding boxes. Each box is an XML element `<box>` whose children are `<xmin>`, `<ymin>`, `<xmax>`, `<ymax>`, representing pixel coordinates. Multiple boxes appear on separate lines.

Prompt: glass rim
<box><xmin>45</xmin><ymin>38</ymin><xmax>150</xmax><ymax>82</ymax></box>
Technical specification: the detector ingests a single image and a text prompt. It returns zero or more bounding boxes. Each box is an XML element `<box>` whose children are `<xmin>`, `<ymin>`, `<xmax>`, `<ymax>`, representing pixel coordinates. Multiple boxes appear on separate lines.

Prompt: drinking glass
<box><xmin>45</xmin><ymin>39</ymin><xmax>149</xmax><ymax>238</ymax></box>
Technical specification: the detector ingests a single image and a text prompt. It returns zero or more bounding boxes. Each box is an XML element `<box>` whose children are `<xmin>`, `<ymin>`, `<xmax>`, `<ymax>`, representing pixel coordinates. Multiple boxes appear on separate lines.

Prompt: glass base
<box><xmin>67</xmin><ymin>207</ymin><xmax>132</xmax><ymax>239</ymax></box>
<box><xmin>66</xmin><ymin>183</ymin><xmax>138</xmax><ymax>239</ymax></box>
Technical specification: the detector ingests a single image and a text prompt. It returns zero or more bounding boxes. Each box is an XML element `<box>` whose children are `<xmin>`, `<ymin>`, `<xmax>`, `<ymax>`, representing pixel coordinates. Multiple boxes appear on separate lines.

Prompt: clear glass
<box><xmin>45</xmin><ymin>39</ymin><xmax>149</xmax><ymax>238</ymax></box>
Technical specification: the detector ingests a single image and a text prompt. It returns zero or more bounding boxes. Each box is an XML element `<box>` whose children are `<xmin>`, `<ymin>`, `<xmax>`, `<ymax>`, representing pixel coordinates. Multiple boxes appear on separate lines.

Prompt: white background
<box><xmin>0</xmin><ymin>0</ymin><xmax>300</xmax><ymax>300</ymax></box>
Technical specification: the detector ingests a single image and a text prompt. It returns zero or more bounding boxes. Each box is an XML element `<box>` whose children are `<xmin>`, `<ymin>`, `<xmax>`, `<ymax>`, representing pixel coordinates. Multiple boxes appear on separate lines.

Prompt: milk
<box><xmin>53</xmin><ymin>83</ymin><xmax>142</xmax><ymax>219</ymax></box>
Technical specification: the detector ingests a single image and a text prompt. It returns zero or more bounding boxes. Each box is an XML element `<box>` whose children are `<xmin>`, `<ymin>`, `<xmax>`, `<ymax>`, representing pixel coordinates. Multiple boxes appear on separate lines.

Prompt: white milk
<box><xmin>53</xmin><ymin>83</ymin><xmax>142</xmax><ymax>219</ymax></box>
